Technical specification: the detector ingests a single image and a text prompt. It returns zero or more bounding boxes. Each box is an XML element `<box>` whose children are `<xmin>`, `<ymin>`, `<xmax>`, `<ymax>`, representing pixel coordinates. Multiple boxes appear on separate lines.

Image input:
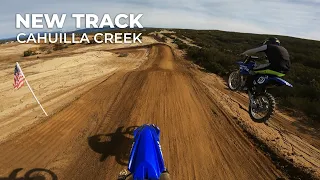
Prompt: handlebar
<box><xmin>242</xmin><ymin>55</ymin><xmax>259</xmax><ymax>63</ymax></box>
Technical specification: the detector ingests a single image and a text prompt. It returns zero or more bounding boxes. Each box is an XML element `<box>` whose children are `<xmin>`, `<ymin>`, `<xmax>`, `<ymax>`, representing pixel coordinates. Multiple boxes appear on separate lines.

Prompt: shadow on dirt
<box><xmin>88</xmin><ymin>126</ymin><xmax>138</xmax><ymax>165</ymax></box>
<box><xmin>0</xmin><ymin>168</ymin><xmax>57</xmax><ymax>180</ymax></box>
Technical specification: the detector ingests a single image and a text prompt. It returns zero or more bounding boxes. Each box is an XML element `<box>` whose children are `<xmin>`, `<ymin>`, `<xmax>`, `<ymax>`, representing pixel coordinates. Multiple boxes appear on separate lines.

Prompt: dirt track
<box><xmin>0</xmin><ymin>44</ymin><xmax>291</xmax><ymax>180</ymax></box>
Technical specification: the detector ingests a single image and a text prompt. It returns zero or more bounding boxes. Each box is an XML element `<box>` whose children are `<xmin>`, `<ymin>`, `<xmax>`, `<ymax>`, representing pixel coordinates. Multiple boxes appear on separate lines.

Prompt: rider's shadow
<box><xmin>0</xmin><ymin>168</ymin><xmax>57</xmax><ymax>180</ymax></box>
<box><xmin>88</xmin><ymin>126</ymin><xmax>137</xmax><ymax>165</ymax></box>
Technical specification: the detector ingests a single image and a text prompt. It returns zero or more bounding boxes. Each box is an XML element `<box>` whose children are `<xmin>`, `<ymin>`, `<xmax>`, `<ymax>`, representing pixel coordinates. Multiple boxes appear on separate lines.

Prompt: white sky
<box><xmin>0</xmin><ymin>0</ymin><xmax>319</xmax><ymax>40</ymax></box>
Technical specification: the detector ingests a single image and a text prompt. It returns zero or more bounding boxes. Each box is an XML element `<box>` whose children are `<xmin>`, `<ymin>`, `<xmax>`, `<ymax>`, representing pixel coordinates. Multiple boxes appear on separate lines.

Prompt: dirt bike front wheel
<box><xmin>249</xmin><ymin>92</ymin><xmax>275</xmax><ymax>123</ymax></box>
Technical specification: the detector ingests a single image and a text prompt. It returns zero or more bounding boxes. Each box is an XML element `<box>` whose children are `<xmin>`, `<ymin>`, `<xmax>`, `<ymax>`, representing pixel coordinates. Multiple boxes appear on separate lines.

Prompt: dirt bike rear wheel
<box><xmin>249</xmin><ymin>92</ymin><xmax>275</xmax><ymax>123</ymax></box>
<box><xmin>228</xmin><ymin>71</ymin><xmax>241</xmax><ymax>91</ymax></box>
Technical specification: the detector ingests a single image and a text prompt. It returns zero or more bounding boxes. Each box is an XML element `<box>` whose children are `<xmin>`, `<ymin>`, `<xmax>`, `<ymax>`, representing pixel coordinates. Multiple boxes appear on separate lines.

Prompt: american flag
<box><xmin>13</xmin><ymin>64</ymin><xmax>24</xmax><ymax>89</ymax></box>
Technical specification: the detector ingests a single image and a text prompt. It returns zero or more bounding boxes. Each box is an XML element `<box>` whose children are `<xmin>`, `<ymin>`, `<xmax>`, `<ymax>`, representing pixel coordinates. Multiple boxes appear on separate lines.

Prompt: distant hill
<box><xmin>70</xmin><ymin>26</ymin><xmax>117</xmax><ymax>34</ymax></box>
<box><xmin>70</xmin><ymin>26</ymin><xmax>152</xmax><ymax>34</ymax></box>
<box><xmin>0</xmin><ymin>37</ymin><xmax>16</xmax><ymax>43</ymax></box>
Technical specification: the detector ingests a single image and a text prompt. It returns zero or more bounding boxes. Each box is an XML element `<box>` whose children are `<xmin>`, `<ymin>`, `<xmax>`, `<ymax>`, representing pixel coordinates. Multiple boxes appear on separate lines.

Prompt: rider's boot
<box><xmin>243</xmin><ymin>74</ymin><xmax>255</xmax><ymax>91</ymax></box>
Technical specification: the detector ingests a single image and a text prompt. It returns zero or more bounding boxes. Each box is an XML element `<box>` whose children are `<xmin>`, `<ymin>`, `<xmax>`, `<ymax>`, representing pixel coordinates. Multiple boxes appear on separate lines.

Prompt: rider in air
<box><xmin>241</xmin><ymin>37</ymin><xmax>291</xmax><ymax>90</ymax></box>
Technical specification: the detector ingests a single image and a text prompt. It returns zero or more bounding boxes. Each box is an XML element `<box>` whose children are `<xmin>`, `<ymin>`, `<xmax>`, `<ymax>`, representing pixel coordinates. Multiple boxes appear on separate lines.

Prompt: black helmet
<box><xmin>263</xmin><ymin>37</ymin><xmax>280</xmax><ymax>45</ymax></box>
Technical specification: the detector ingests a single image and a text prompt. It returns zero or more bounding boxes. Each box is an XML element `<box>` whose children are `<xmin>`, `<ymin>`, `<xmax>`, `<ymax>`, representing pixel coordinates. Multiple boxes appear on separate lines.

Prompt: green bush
<box><xmin>23</xmin><ymin>50</ymin><xmax>35</xmax><ymax>57</ymax></box>
<box><xmin>174</xmin><ymin>39</ymin><xmax>188</xmax><ymax>49</ymax></box>
<box><xmin>282</xmin><ymin>97</ymin><xmax>320</xmax><ymax>119</ymax></box>
<box><xmin>53</xmin><ymin>43</ymin><xmax>67</xmax><ymax>51</ymax></box>
<box><xmin>39</xmin><ymin>46</ymin><xmax>47</xmax><ymax>52</ymax></box>
<box><xmin>151</xmin><ymin>34</ymin><xmax>165</xmax><ymax>42</ymax></box>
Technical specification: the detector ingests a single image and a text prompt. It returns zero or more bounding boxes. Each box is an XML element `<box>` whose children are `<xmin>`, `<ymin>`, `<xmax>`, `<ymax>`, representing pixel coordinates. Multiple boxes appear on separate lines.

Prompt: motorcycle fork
<box><xmin>248</xmin><ymin>91</ymin><xmax>258</xmax><ymax>109</ymax></box>
<box><xmin>241</xmin><ymin>75</ymin><xmax>246</xmax><ymax>87</ymax></box>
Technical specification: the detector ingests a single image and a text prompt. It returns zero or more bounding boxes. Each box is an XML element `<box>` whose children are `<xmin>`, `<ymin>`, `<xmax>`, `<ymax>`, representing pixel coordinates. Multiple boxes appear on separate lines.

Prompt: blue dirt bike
<box><xmin>228</xmin><ymin>56</ymin><xmax>293</xmax><ymax>123</ymax></box>
<box><xmin>118</xmin><ymin>124</ymin><xmax>170</xmax><ymax>180</ymax></box>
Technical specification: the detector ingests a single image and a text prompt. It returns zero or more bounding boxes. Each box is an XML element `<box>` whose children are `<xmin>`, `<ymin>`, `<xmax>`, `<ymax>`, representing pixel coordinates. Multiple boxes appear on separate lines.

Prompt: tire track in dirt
<box><xmin>0</xmin><ymin>44</ymin><xmax>285</xmax><ymax>180</ymax></box>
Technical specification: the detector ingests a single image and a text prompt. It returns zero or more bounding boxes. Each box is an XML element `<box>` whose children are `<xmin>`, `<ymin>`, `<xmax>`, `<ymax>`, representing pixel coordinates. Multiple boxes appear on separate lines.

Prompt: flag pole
<box><xmin>16</xmin><ymin>62</ymin><xmax>48</xmax><ymax>116</ymax></box>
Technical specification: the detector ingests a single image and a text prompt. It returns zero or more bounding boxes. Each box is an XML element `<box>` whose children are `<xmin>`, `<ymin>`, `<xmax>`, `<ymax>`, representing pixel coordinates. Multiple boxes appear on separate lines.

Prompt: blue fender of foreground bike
<box><xmin>128</xmin><ymin>124</ymin><xmax>166</xmax><ymax>180</ymax></box>
<box><xmin>267</xmin><ymin>76</ymin><xmax>293</xmax><ymax>87</ymax></box>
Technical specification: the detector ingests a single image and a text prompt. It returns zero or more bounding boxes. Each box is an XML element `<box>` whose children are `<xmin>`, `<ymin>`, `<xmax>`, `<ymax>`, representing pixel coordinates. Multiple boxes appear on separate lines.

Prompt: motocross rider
<box><xmin>241</xmin><ymin>37</ymin><xmax>291</xmax><ymax>90</ymax></box>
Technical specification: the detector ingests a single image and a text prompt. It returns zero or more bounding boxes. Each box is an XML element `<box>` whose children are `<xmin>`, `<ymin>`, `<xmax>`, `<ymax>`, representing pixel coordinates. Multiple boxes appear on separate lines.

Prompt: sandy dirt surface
<box><xmin>0</xmin><ymin>43</ymin><xmax>39</xmax><ymax>56</ymax></box>
<box><xmin>0</xmin><ymin>43</ymin><xmax>151</xmax><ymax>143</ymax></box>
<box><xmin>0</xmin><ymin>43</ymin><xmax>40</xmax><ymax>64</ymax></box>
<box><xmin>0</xmin><ymin>41</ymin><xmax>319</xmax><ymax>180</ymax></box>
<box><xmin>197</xmin><ymin>71</ymin><xmax>320</xmax><ymax>178</ymax></box>
<box><xmin>157</xmin><ymin>31</ymin><xmax>200</xmax><ymax>48</ymax></box>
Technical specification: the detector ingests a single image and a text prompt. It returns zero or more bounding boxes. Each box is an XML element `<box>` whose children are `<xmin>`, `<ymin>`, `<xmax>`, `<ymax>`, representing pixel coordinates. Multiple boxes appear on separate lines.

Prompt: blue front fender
<box><xmin>128</xmin><ymin>124</ymin><xmax>166</xmax><ymax>179</ymax></box>
<box><xmin>268</xmin><ymin>76</ymin><xmax>293</xmax><ymax>87</ymax></box>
